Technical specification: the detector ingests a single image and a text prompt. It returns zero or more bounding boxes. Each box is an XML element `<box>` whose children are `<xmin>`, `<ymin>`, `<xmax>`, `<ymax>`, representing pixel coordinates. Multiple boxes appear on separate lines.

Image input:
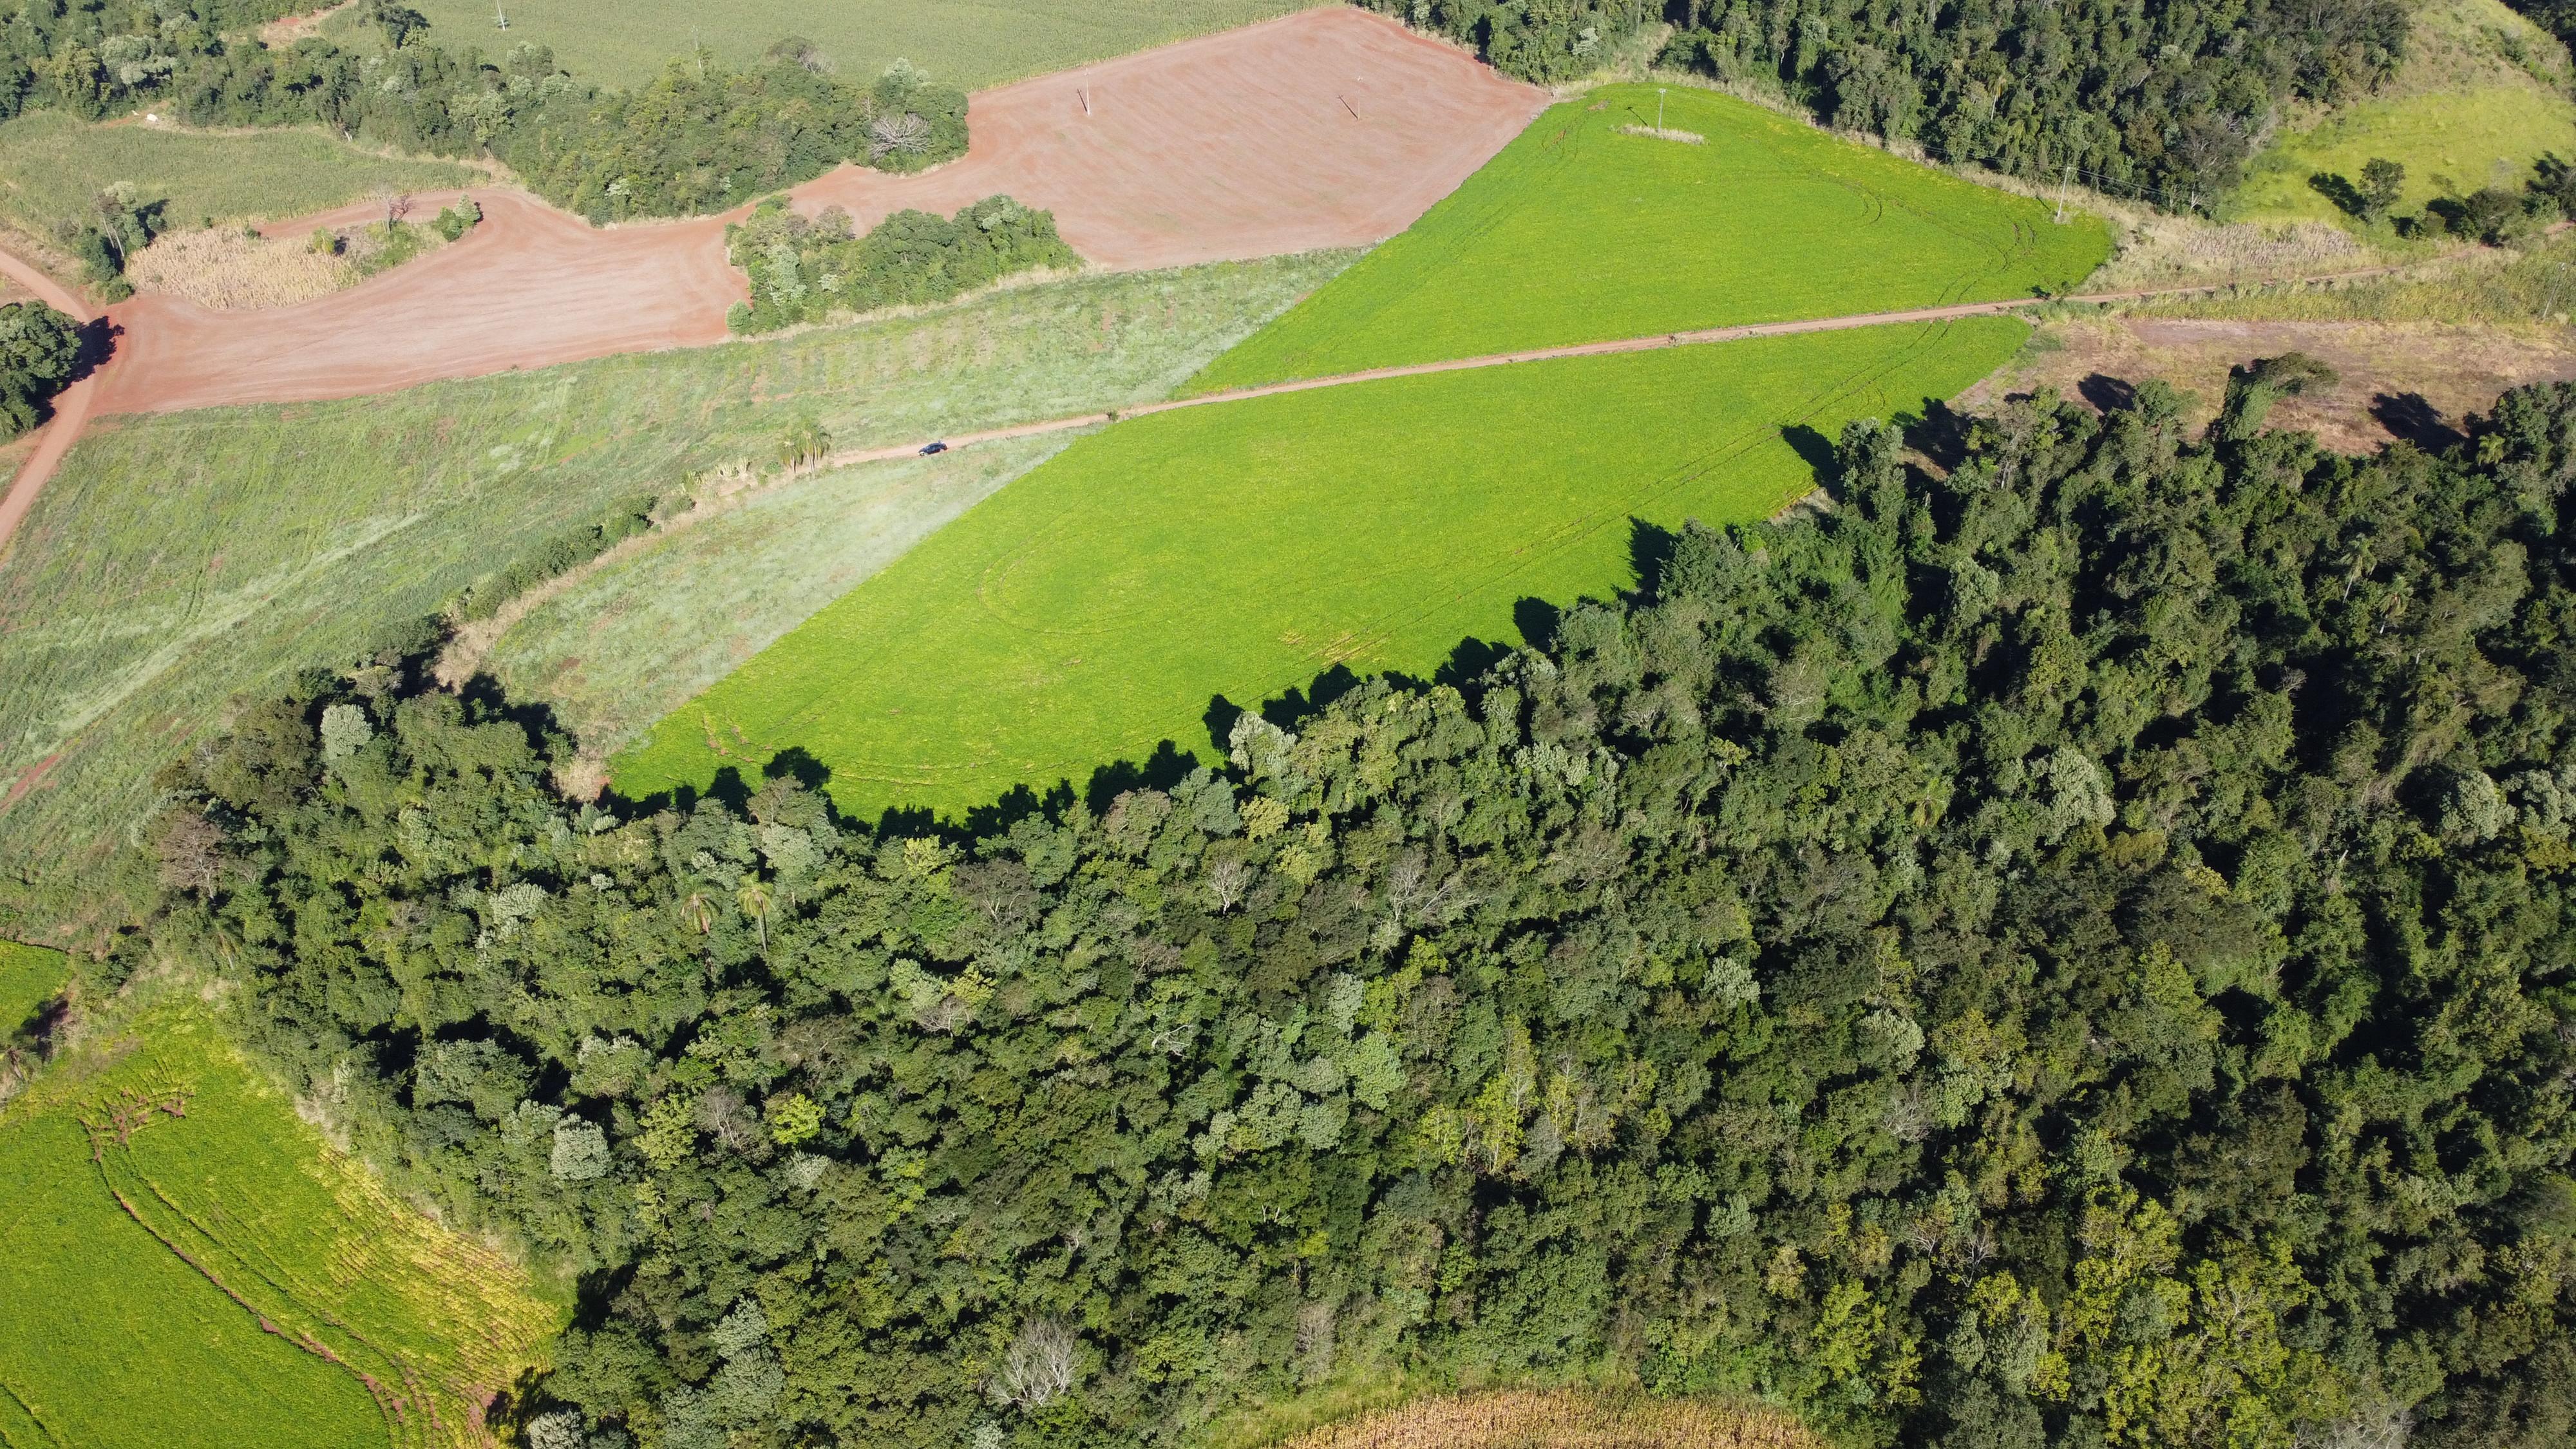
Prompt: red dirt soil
<box><xmin>90</xmin><ymin>8</ymin><xmax>1544</xmax><ymax>418</ymax></box>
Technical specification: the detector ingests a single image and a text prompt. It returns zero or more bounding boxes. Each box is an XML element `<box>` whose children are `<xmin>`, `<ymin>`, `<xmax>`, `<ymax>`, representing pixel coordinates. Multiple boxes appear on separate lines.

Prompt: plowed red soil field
<box><xmin>89</xmin><ymin>7</ymin><xmax>1544</xmax><ymax>417</ymax></box>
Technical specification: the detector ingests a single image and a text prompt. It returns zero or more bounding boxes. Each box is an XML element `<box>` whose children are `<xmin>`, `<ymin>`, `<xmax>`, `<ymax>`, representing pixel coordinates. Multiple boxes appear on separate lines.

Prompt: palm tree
<box><xmin>737</xmin><ymin>880</ymin><xmax>774</xmax><ymax>952</ymax></box>
<box><xmin>679</xmin><ymin>888</ymin><xmax>714</xmax><ymax>936</ymax></box>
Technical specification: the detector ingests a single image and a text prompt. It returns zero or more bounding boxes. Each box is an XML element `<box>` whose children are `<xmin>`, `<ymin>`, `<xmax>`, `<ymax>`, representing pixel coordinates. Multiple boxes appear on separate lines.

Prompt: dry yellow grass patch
<box><xmin>1276</xmin><ymin>1390</ymin><xmax>1820</xmax><ymax>1449</ymax></box>
<box><xmin>127</xmin><ymin>222</ymin><xmax>450</xmax><ymax>309</ymax></box>
<box><xmin>125</xmin><ymin>226</ymin><xmax>357</xmax><ymax>309</ymax></box>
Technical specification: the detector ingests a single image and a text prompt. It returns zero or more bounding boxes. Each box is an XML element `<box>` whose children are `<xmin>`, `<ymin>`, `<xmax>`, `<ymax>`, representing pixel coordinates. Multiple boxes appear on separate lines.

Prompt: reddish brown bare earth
<box><xmin>1960</xmin><ymin>317</ymin><xmax>2576</xmax><ymax>453</ymax></box>
<box><xmin>90</xmin><ymin>7</ymin><xmax>1545</xmax><ymax>418</ymax></box>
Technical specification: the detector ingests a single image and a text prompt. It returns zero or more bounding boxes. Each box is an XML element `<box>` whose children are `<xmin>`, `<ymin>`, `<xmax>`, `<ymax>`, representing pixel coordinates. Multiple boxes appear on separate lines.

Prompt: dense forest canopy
<box><xmin>133</xmin><ymin>367</ymin><xmax>2576</xmax><ymax>1449</ymax></box>
<box><xmin>0</xmin><ymin>3</ymin><xmax>967</xmax><ymax>223</ymax></box>
<box><xmin>1370</xmin><ymin>0</ymin><xmax>2407</xmax><ymax>208</ymax></box>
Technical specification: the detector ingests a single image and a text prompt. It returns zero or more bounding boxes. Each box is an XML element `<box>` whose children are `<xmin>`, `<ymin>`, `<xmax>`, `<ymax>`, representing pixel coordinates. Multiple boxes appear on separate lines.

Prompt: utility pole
<box><xmin>493</xmin><ymin>0</ymin><xmax>507</xmax><ymax>29</ymax></box>
<box><xmin>1656</xmin><ymin>86</ymin><xmax>1667</xmax><ymax>134</ymax></box>
<box><xmin>2054</xmin><ymin>163</ymin><xmax>2073</xmax><ymax>224</ymax></box>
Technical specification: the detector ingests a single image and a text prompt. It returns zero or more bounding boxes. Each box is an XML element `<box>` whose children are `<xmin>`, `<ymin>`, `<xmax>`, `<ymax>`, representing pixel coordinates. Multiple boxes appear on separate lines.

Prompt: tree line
<box><xmin>0</xmin><ymin>3</ymin><xmax>967</xmax><ymax>224</ymax></box>
<box><xmin>124</xmin><ymin>363</ymin><xmax>2576</xmax><ymax>1449</ymax></box>
<box><xmin>1365</xmin><ymin>0</ymin><xmax>2410</xmax><ymax>211</ymax></box>
<box><xmin>726</xmin><ymin>193</ymin><xmax>1079</xmax><ymax>335</ymax></box>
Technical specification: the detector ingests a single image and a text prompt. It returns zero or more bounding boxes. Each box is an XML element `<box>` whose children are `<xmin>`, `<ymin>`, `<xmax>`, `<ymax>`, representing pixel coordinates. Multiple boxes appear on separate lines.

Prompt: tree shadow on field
<box><xmin>1083</xmin><ymin>740</ymin><xmax>1197</xmax><ymax>813</ymax></box>
<box><xmin>2078</xmin><ymin>373</ymin><xmax>2137</xmax><ymax>414</ymax></box>
<box><xmin>2372</xmin><ymin>392</ymin><xmax>2465</xmax><ymax>450</ymax></box>
<box><xmin>1904</xmin><ymin>398</ymin><xmax>1976</xmax><ymax>472</ymax></box>
<box><xmin>1781</xmin><ymin>423</ymin><xmax>1839</xmax><ymax>491</ymax></box>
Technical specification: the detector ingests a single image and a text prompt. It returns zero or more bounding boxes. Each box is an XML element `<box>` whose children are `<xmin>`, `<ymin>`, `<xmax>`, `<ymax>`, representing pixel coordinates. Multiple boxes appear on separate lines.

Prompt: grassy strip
<box><xmin>0</xmin><ymin>996</ymin><xmax>560</xmax><ymax>1449</ymax></box>
<box><xmin>2124</xmin><ymin>229</ymin><xmax>2576</xmax><ymax>325</ymax></box>
<box><xmin>613</xmin><ymin>316</ymin><xmax>2030</xmax><ymax>820</ymax></box>
<box><xmin>368</xmin><ymin>0</ymin><xmax>1317</xmax><ymax>92</ymax></box>
<box><xmin>1255</xmin><ymin>1389</ymin><xmax>1817</xmax><ymax>1449</ymax></box>
<box><xmin>489</xmin><ymin>435</ymin><xmax>1074</xmax><ymax>763</ymax></box>
<box><xmin>0</xmin><ymin>253</ymin><xmax>1347</xmax><ymax>929</ymax></box>
<box><xmin>1186</xmin><ymin>84</ymin><xmax>2107</xmax><ymax>392</ymax></box>
<box><xmin>0</xmin><ymin>111</ymin><xmax>474</xmax><ymax>238</ymax></box>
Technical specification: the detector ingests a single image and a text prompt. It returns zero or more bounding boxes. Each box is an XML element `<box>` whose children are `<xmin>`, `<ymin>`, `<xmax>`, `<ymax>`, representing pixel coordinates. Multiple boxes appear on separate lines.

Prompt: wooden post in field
<box><xmin>1656</xmin><ymin>86</ymin><xmax>1667</xmax><ymax>134</ymax></box>
<box><xmin>2054</xmin><ymin>163</ymin><xmax>2073</xmax><ymax>224</ymax></box>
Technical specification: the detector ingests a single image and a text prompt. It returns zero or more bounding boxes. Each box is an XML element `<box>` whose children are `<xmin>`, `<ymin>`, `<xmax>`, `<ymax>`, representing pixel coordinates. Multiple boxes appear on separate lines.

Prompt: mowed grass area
<box><xmin>0</xmin><ymin>254</ymin><xmax>1346</xmax><ymax>927</ymax></box>
<box><xmin>0</xmin><ymin>1000</ymin><xmax>559</xmax><ymax>1449</ymax></box>
<box><xmin>341</xmin><ymin>0</ymin><xmax>1316</xmax><ymax>91</ymax></box>
<box><xmin>491</xmin><ymin>435</ymin><xmax>1074</xmax><ymax>760</ymax></box>
<box><xmin>2235</xmin><ymin>0</ymin><xmax>2576</xmax><ymax>223</ymax></box>
<box><xmin>1186</xmin><ymin>84</ymin><xmax>2108</xmax><ymax>392</ymax></box>
<box><xmin>613</xmin><ymin>317</ymin><xmax>2029</xmax><ymax>819</ymax></box>
<box><xmin>0</xmin><ymin>111</ymin><xmax>474</xmax><ymax>236</ymax></box>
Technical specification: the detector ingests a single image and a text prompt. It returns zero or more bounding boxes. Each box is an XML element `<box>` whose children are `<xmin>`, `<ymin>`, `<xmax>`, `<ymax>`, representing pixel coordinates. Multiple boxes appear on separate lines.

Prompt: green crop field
<box><xmin>0</xmin><ymin>253</ymin><xmax>1345</xmax><ymax>929</ymax></box>
<box><xmin>341</xmin><ymin>0</ymin><xmax>1315</xmax><ymax>92</ymax></box>
<box><xmin>1186</xmin><ymin>84</ymin><xmax>2108</xmax><ymax>393</ymax></box>
<box><xmin>0</xmin><ymin>942</ymin><xmax>64</xmax><ymax>1039</ymax></box>
<box><xmin>490</xmin><ymin>434</ymin><xmax>1074</xmax><ymax>761</ymax></box>
<box><xmin>0</xmin><ymin>999</ymin><xmax>558</xmax><ymax>1449</ymax></box>
<box><xmin>612</xmin><ymin>316</ymin><xmax>2030</xmax><ymax>819</ymax></box>
<box><xmin>0</xmin><ymin>111</ymin><xmax>475</xmax><ymax>236</ymax></box>
<box><xmin>2235</xmin><ymin>0</ymin><xmax>2576</xmax><ymax>225</ymax></box>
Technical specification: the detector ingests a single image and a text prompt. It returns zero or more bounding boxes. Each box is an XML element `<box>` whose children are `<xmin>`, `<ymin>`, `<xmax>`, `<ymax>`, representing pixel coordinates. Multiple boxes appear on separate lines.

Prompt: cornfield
<box><xmin>1275</xmin><ymin>1390</ymin><xmax>1821</xmax><ymax>1449</ymax></box>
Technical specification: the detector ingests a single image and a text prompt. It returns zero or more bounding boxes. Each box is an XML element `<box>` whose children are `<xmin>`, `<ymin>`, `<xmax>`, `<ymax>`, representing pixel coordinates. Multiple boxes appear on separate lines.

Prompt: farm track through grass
<box><xmin>489</xmin><ymin>434</ymin><xmax>1075</xmax><ymax>761</ymax></box>
<box><xmin>1186</xmin><ymin>83</ymin><xmax>2108</xmax><ymax>392</ymax></box>
<box><xmin>0</xmin><ymin>999</ymin><xmax>559</xmax><ymax>1449</ymax></box>
<box><xmin>0</xmin><ymin>254</ymin><xmax>1347</xmax><ymax>928</ymax></box>
<box><xmin>0</xmin><ymin>111</ymin><xmax>475</xmax><ymax>238</ymax></box>
<box><xmin>613</xmin><ymin>317</ymin><xmax>2031</xmax><ymax>820</ymax></box>
<box><xmin>341</xmin><ymin>0</ymin><xmax>1318</xmax><ymax>91</ymax></box>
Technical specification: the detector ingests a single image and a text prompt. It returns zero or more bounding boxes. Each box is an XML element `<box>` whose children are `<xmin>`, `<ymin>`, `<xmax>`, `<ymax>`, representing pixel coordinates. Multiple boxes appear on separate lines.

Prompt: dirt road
<box><xmin>0</xmin><ymin>248</ymin><xmax>97</xmax><ymax>554</ymax></box>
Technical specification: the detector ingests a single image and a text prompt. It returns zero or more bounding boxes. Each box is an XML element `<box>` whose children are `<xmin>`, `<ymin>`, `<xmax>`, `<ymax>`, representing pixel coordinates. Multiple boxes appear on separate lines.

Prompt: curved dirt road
<box><xmin>90</xmin><ymin>7</ymin><xmax>1544</xmax><ymax>419</ymax></box>
<box><xmin>0</xmin><ymin>249</ymin><xmax>98</xmax><ymax>554</ymax></box>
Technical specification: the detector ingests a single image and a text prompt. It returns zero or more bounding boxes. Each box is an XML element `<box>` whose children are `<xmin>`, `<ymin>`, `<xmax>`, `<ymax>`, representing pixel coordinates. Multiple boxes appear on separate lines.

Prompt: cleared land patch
<box><xmin>1267</xmin><ymin>1390</ymin><xmax>1818</xmax><ymax>1449</ymax></box>
<box><xmin>612</xmin><ymin>317</ymin><xmax>2030</xmax><ymax>819</ymax></box>
<box><xmin>0</xmin><ymin>255</ymin><xmax>1345</xmax><ymax>926</ymax></box>
<box><xmin>0</xmin><ymin>1000</ymin><xmax>558</xmax><ymax>1449</ymax></box>
<box><xmin>0</xmin><ymin>112</ymin><xmax>474</xmax><ymax>238</ymax></box>
<box><xmin>1186</xmin><ymin>83</ymin><xmax>2107</xmax><ymax>392</ymax></box>
<box><xmin>362</xmin><ymin>0</ymin><xmax>1315</xmax><ymax>92</ymax></box>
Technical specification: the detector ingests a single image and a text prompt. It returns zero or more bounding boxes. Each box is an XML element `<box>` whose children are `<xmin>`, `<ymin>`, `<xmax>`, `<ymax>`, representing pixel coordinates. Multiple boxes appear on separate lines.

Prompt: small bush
<box><xmin>432</xmin><ymin>198</ymin><xmax>483</xmax><ymax>242</ymax></box>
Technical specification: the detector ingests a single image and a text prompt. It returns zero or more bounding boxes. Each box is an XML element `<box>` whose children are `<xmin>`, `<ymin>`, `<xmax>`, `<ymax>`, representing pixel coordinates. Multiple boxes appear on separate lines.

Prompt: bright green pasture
<box><xmin>2236</xmin><ymin>0</ymin><xmax>2576</xmax><ymax>224</ymax></box>
<box><xmin>347</xmin><ymin>0</ymin><xmax>1314</xmax><ymax>91</ymax></box>
<box><xmin>1186</xmin><ymin>84</ymin><xmax>2107</xmax><ymax>392</ymax></box>
<box><xmin>0</xmin><ymin>254</ymin><xmax>1343</xmax><ymax>929</ymax></box>
<box><xmin>614</xmin><ymin>317</ymin><xmax>2028</xmax><ymax>819</ymax></box>
<box><xmin>0</xmin><ymin>942</ymin><xmax>64</xmax><ymax>1039</ymax></box>
<box><xmin>0</xmin><ymin>1003</ymin><xmax>558</xmax><ymax>1449</ymax></box>
<box><xmin>0</xmin><ymin>111</ymin><xmax>473</xmax><ymax>236</ymax></box>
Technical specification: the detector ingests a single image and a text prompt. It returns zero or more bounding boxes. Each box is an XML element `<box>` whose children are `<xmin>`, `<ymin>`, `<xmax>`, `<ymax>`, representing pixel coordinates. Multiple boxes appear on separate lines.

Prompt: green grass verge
<box><xmin>612</xmin><ymin>316</ymin><xmax>2031</xmax><ymax>820</ymax></box>
<box><xmin>1185</xmin><ymin>84</ymin><xmax>2108</xmax><ymax>393</ymax></box>
<box><xmin>0</xmin><ymin>254</ymin><xmax>1347</xmax><ymax>929</ymax></box>
<box><xmin>0</xmin><ymin>999</ymin><xmax>559</xmax><ymax>1449</ymax></box>
<box><xmin>348</xmin><ymin>0</ymin><xmax>1316</xmax><ymax>92</ymax></box>
<box><xmin>0</xmin><ymin>942</ymin><xmax>66</xmax><ymax>1040</ymax></box>
<box><xmin>491</xmin><ymin>434</ymin><xmax>1076</xmax><ymax>759</ymax></box>
<box><xmin>2235</xmin><ymin>0</ymin><xmax>2576</xmax><ymax>224</ymax></box>
<box><xmin>0</xmin><ymin>111</ymin><xmax>475</xmax><ymax>236</ymax></box>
